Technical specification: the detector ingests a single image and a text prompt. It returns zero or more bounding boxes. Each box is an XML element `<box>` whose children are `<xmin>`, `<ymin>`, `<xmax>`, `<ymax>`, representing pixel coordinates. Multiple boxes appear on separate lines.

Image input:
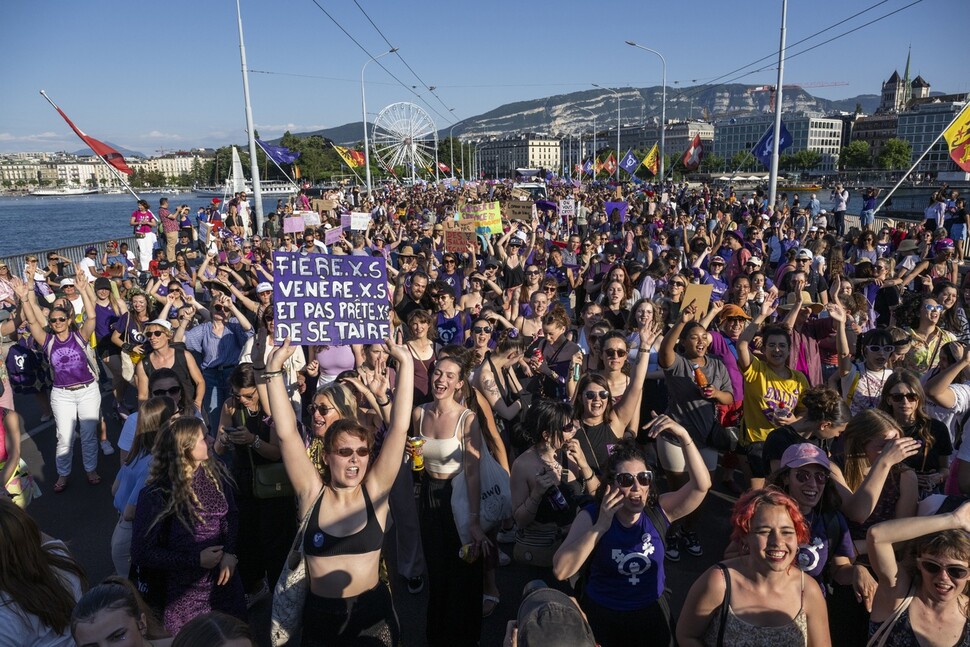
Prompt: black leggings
<box><xmin>420</xmin><ymin>473</ymin><xmax>483</xmax><ymax>647</ymax></box>
<box><xmin>301</xmin><ymin>583</ymin><xmax>399</xmax><ymax>647</ymax></box>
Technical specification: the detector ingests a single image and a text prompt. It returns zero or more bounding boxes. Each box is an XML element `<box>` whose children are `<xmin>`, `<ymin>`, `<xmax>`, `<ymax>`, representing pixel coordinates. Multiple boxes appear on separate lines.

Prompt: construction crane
<box><xmin>747</xmin><ymin>82</ymin><xmax>849</xmax><ymax>112</ymax></box>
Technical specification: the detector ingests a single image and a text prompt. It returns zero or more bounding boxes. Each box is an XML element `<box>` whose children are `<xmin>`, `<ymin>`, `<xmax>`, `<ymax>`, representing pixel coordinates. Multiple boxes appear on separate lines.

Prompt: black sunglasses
<box><xmin>472</xmin><ymin>326</ymin><xmax>492</xmax><ymax>334</ymax></box>
<box><xmin>614</xmin><ymin>471</ymin><xmax>653</xmax><ymax>487</ymax></box>
<box><xmin>152</xmin><ymin>386</ymin><xmax>182</xmax><ymax>398</ymax></box>
<box><xmin>584</xmin><ymin>390</ymin><xmax>609</xmax><ymax>400</ymax></box>
<box><xmin>146</xmin><ymin>330</ymin><xmax>168</xmax><ymax>338</ymax></box>
<box><xmin>333</xmin><ymin>447</ymin><xmax>370</xmax><ymax>458</ymax></box>
<box><xmin>919</xmin><ymin>559</ymin><xmax>970</xmax><ymax>580</ymax></box>
<box><xmin>889</xmin><ymin>392</ymin><xmax>918</xmax><ymax>403</ymax></box>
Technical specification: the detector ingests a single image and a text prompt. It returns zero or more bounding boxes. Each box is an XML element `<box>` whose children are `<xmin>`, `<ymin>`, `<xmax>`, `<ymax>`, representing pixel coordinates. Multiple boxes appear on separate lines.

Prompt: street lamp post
<box><xmin>361</xmin><ymin>48</ymin><xmax>397</xmax><ymax>198</ymax></box>
<box><xmin>449</xmin><ymin>122</ymin><xmax>458</xmax><ymax>179</ymax></box>
<box><xmin>577</xmin><ymin>108</ymin><xmax>596</xmax><ymax>179</ymax></box>
<box><xmin>625</xmin><ymin>41</ymin><xmax>667</xmax><ymax>183</ymax></box>
<box><xmin>592</xmin><ymin>84</ymin><xmax>620</xmax><ymax>180</ymax></box>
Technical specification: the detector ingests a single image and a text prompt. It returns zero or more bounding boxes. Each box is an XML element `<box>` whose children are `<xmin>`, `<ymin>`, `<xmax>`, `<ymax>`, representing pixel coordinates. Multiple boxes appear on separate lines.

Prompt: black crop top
<box><xmin>303</xmin><ymin>486</ymin><xmax>384</xmax><ymax>557</ymax></box>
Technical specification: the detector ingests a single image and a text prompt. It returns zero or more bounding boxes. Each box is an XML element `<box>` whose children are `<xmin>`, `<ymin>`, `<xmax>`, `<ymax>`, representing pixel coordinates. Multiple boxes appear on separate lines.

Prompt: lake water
<box><xmin>0</xmin><ymin>193</ymin><xmax>282</xmax><ymax>257</ymax></box>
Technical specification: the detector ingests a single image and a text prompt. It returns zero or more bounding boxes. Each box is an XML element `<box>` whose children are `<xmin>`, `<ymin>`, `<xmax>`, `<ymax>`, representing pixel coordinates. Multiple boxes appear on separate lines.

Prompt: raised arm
<box><xmin>825</xmin><ymin>301</ymin><xmax>853</xmax><ymax>377</ymax></box>
<box><xmin>611</xmin><ymin>328</ymin><xmax>653</xmax><ymax>433</ymax></box>
<box><xmin>367</xmin><ymin>340</ymin><xmax>414</xmax><ymax>493</ymax></box>
<box><xmin>10</xmin><ymin>278</ymin><xmax>47</xmax><ymax>346</ymax></box>
<box><xmin>647</xmin><ymin>416</ymin><xmax>712</xmax><ymax>522</ymax></box>
<box><xmin>840</xmin><ymin>437</ymin><xmax>920</xmax><ymax>523</ymax></box>
<box><xmin>659</xmin><ymin>300</ymin><xmax>695</xmax><ymax>370</ymax></box>
<box><xmin>737</xmin><ymin>297</ymin><xmax>776</xmax><ymax>371</ymax></box>
<box><xmin>925</xmin><ymin>346</ymin><xmax>970</xmax><ymax>408</ymax></box>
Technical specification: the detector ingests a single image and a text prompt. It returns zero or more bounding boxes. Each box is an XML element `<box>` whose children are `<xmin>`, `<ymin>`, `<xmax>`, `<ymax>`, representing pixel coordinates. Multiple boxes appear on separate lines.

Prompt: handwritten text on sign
<box><xmin>272</xmin><ymin>252</ymin><xmax>391</xmax><ymax>345</ymax></box>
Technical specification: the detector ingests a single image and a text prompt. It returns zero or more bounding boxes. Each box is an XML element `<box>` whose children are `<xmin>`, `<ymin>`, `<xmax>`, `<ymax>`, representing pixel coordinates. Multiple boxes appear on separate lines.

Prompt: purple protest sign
<box><xmin>272</xmin><ymin>252</ymin><xmax>391</xmax><ymax>345</ymax></box>
<box><xmin>340</xmin><ymin>214</ymin><xmax>352</xmax><ymax>229</ymax></box>
<box><xmin>324</xmin><ymin>225</ymin><xmax>345</xmax><ymax>245</ymax></box>
<box><xmin>604</xmin><ymin>201</ymin><xmax>628</xmax><ymax>223</ymax></box>
<box><xmin>283</xmin><ymin>215</ymin><xmax>306</xmax><ymax>234</ymax></box>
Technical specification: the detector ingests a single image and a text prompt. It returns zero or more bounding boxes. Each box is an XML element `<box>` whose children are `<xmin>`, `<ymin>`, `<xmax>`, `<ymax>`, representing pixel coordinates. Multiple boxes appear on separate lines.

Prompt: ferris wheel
<box><xmin>371</xmin><ymin>102</ymin><xmax>438</xmax><ymax>182</ymax></box>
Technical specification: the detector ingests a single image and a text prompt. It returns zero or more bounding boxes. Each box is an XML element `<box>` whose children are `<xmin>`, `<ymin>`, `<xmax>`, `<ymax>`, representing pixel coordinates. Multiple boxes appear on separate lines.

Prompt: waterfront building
<box><xmin>897</xmin><ymin>100</ymin><xmax>969</xmax><ymax>174</ymax></box>
<box><xmin>477</xmin><ymin>135</ymin><xmax>560</xmax><ymax>178</ymax></box>
<box><xmin>851</xmin><ymin>113</ymin><xmax>899</xmax><ymax>162</ymax></box>
<box><xmin>714</xmin><ymin>114</ymin><xmax>842</xmax><ymax>172</ymax></box>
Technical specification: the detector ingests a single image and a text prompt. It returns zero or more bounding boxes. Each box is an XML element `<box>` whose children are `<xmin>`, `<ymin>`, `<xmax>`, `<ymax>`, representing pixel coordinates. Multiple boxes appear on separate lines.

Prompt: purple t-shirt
<box><xmin>798</xmin><ymin>510</ymin><xmax>854</xmax><ymax>590</ymax></box>
<box><xmin>44</xmin><ymin>332</ymin><xmax>96</xmax><ymax>388</ymax></box>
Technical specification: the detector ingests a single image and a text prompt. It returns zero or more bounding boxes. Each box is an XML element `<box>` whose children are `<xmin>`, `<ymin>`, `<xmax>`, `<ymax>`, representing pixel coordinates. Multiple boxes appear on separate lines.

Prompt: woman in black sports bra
<box><xmin>263</xmin><ymin>338</ymin><xmax>414</xmax><ymax>647</ymax></box>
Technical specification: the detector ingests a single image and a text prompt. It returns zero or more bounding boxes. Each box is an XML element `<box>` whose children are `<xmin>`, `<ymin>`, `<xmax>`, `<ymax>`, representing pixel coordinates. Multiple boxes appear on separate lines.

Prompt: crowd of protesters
<box><xmin>1</xmin><ymin>177</ymin><xmax>970</xmax><ymax>646</ymax></box>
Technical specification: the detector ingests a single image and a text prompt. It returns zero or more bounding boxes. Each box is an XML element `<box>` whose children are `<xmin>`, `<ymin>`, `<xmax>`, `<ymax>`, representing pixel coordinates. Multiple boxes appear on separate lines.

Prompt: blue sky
<box><xmin>1</xmin><ymin>0</ymin><xmax>966</xmax><ymax>154</ymax></box>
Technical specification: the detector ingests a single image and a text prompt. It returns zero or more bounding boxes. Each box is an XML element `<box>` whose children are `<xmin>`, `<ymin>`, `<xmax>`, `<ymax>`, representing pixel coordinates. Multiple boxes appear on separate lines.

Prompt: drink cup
<box><xmin>408</xmin><ymin>437</ymin><xmax>426</xmax><ymax>472</ymax></box>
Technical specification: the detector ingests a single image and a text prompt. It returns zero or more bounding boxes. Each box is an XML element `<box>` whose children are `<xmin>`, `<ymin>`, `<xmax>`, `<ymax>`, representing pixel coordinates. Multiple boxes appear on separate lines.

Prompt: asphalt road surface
<box><xmin>16</xmin><ymin>385</ymin><xmax>736</xmax><ymax>646</ymax></box>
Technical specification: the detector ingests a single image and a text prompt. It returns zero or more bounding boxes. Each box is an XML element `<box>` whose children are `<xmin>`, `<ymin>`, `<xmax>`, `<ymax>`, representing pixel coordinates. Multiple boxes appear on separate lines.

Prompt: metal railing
<box><xmin>2</xmin><ymin>235</ymin><xmax>142</xmax><ymax>279</ymax></box>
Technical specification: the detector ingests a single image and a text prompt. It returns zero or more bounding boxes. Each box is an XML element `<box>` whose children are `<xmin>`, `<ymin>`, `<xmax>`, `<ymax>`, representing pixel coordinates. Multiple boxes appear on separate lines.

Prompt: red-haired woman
<box><xmin>677</xmin><ymin>488</ymin><xmax>832</xmax><ymax>646</ymax></box>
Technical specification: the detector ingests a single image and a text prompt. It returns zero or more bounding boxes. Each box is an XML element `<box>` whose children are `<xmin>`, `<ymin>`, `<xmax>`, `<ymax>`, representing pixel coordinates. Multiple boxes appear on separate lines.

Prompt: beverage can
<box><xmin>408</xmin><ymin>437</ymin><xmax>426</xmax><ymax>472</ymax></box>
<box><xmin>458</xmin><ymin>543</ymin><xmax>477</xmax><ymax>563</ymax></box>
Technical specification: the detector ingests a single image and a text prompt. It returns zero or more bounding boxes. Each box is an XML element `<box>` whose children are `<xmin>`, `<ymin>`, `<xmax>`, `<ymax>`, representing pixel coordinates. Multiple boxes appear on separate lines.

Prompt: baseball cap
<box><xmin>145</xmin><ymin>319</ymin><xmax>172</xmax><ymax>332</ymax></box>
<box><xmin>604</xmin><ymin>243</ymin><xmax>621</xmax><ymax>256</ymax></box>
<box><xmin>809</xmin><ymin>226</ymin><xmax>819</xmax><ymax>232</ymax></box>
<box><xmin>516</xmin><ymin>582</ymin><xmax>595</xmax><ymax>647</ymax></box>
<box><xmin>59</xmin><ymin>278</ymin><xmax>75</xmax><ymax>287</ymax></box>
<box><xmin>227</xmin><ymin>253</ymin><xmax>241</xmax><ymax>264</ymax></box>
<box><xmin>745</xmin><ymin>256</ymin><xmax>763</xmax><ymax>268</ymax></box>
<box><xmin>718</xmin><ymin>304</ymin><xmax>751</xmax><ymax>322</ymax></box>
<box><xmin>85</xmin><ymin>246</ymin><xmax>97</xmax><ymax>255</ymax></box>
<box><xmin>94</xmin><ymin>278</ymin><xmax>112</xmax><ymax>291</ymax></box>
<box><xmin>158</xmin><ymin>260</ymin><xmax>171</xmax><ymax>270</ymax></box>
<box><xmin>710</xmin><ymin>255</ymin><xmax>726</xmax><ymax>265</ymax></box>
<box><xmin>796</xmin><ymin>248</ymin><xmax>814</xmax><ymax>261</ymax></box>
<box><xmin>256</xmin><ymin>282</ymin><xmax>273</xmax><ymax>294</ymax></box>
<box><xmin>780</xmin><ymin>443</ymin><xmax>830</xmax><ymax>471</ymax></box>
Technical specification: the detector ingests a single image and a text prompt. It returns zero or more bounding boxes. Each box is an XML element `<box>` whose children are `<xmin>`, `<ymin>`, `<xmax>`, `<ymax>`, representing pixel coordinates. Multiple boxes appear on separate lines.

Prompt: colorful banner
<box><xmin>272</xmin><ymin>252</ymin><xmax>390</xmax><ymax>345</ymax></box>
<box><xmin>605</xmin><ymin>201</ymin><xmax>628</xmax><ymax>223</ymax></box>
<box><xmin>324</xmin><ymin>226</ymin><xmax>345</xmax><ymax>245</ymax></box>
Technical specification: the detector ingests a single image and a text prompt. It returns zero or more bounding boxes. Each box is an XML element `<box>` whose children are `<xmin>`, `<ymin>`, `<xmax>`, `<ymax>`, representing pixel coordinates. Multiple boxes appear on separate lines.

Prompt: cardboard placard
<box><xmin>350</xmin><ymin>212</ymin><xmax>371</xmax><ymax>231</ymax></box>
<box><xmin>311</xmin><ymin>198</ymin><xmax>338</xmax><ymax>213</ymax></box>
<box><xmin>681</xmin><ymin>283</ymin><xmax>714</xmax><ymax>322</ymax></box>
<box><xmin>511</xmin><ymin>188</ymin><xmax>531</xmax><ymax>200</ymax></box>
<box><xmin>273</xmin><ymin>252</ymin><xmax>390</xmax><ymax>345</ymax></box>
<box><xmin>442</xmin><ymin>218</ymin><xmax>478</xmax><ymax>252</ymax></box>
<box><xmin>283</xmin><ymin>216</ymin><xmax>306</xmax><ymax>234</ymax></box>
<box><xmin>508</xmin><ymin>201</ymin><xmax>536</xmax><ymax>221</ymax></box>
<box><xmin>324</xmin><ymin>226</ymin><xmax>345</xmax><ymax>245</ymax></box>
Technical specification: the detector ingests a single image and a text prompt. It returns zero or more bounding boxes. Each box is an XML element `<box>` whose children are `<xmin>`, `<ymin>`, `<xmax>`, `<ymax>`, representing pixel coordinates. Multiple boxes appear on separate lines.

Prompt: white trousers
<box><xmin>136</xmin><ymin>233</ymin><xmax>156</xmax><ymax>272</ymax></box>
<box><xmin>51</xmin><ymin>382</ymin><xmax>101</xmax><ymax>476</ymax></box>
<box><xmin>111</xmin><ymin>518</ymin><xmax>133</xmax><ymax>577</ymax></box>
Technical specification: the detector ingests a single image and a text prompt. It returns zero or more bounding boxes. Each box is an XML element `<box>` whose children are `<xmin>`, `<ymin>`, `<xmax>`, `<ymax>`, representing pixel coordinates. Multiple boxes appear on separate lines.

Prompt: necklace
<box><xmin>533</xmin><ymin>445</ymin><xmax>562</xmax><ymax>473</ymax></box>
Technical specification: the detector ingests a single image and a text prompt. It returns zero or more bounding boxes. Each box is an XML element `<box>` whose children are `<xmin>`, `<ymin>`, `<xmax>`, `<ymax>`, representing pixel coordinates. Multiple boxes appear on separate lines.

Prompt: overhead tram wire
<box><xmin>306</xmin><ymin>0</ymin><xmax>455</xmax><ymax>127</ymax></box>
<box><xmin>663</xmin><ymin>0</ymin><xmax>924</xmax><ymax>110</ymax></box>
<box><xmin>351</xmin><ymin>0</ymin><xmax>457</xmax><ymax>124</ymax></box>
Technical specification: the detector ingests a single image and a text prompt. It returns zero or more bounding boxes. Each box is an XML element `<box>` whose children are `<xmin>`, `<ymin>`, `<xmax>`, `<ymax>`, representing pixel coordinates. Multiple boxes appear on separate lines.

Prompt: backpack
<box><xmin>5</xmin><ymin>337</ymin><xmax>47</xmax><ymax>394</ymax></box>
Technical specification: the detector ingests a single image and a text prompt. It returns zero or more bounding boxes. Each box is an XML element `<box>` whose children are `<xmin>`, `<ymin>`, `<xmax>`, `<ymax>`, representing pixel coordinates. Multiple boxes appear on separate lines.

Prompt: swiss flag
<box><xmin>437</xmin><ymin>162</ymin><xmax>450</xmax><ymax>173</ymax></box>
<box><xmin>682</xmin><ymin>134</ymin><xmax>705</xmax><ymax>171</ymax></box>
<box><xmin>604</xmin><ymin>154</ymin><xmax>617</xmax><ymax>175</ymax></box>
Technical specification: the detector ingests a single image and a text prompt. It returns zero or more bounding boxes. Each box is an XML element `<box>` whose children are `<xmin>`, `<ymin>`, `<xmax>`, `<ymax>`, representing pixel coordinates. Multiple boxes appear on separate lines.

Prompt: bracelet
<box><xmin>376</xmin><ymin>398</ymin><xmax>390</xmax><ymax>406</ymax></box>
<box><xmin>262</xmin><ymin>371</ymin><xmax>283</xmax><ymax>380</ymax></box>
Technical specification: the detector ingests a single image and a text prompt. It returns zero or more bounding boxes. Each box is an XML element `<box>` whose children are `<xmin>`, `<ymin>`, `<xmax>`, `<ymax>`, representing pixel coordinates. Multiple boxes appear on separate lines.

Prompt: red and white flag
<box><xmin>604</xmin><ymin>154</ymin><xmax>617</xmax><ymax>175</ymax></box>
<box><xmin>682</xmin><ymin>134</ymin><xmax>705</xmax><ymax>171</ymax></box>
<box><xmin>437</xmin><ymin>162</ymin><xmax>450</xmax><ymax>173</ymax></box>
<box><xmin>45</xmin><ymin>95</ymin><xmax>133</xmax><ymax>175</ymax></box>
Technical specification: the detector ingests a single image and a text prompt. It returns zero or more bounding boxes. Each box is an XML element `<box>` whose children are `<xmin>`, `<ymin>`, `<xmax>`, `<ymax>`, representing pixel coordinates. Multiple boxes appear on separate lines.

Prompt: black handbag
<box><xmin>250</xmin><ymin>449</ymin><xmax>294</xmax><ymax>499</ymax></box>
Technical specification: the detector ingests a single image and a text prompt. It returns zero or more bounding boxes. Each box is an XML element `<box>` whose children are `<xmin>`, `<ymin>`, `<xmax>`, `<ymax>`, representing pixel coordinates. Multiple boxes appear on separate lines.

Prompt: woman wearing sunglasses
<box><xmin>837</xmin><ymin>327</ymin><xmax>898</xmax><ymax>417</ymax></box>
<box><xmin>879</xmin><ymin>371</ymin><xmax>952</xmax><ymax>498</ymax></box>
<box><xmin>867</xmin><ymin>500</ymin><xmax>970</xmax><ymax>646</ymax></box>
<box><xmin>903</xmin><ymin>295</ymin><xmax>956</xmax><ymax>374</ymax></box>
<box><xmin>263</xmin><ymin>338</ymin><xmax>413</xmax><ymax>646</ymax></box>
<box><xmin>12</xmin><ymin>271</ymin><xmax>102</xmax><ymax>493</ymax></box>
<box><xmin>677</xmin><ymin>488</ymin><xmax>831</xmax><ymax>647</ymax></box>
<box><xmin>135</xmin><ymin>319</ymin><xmax>204</xmax><ymax>413</ymax></box>
<box><xmin>571</xmin><ymin>329</ymin><xmax>652</xmax><ymax>473</ymax></box>
<box><xmin>554</xmin><ymin>423</ymin><xmax>711</xmax><ymax>647</ymax></box>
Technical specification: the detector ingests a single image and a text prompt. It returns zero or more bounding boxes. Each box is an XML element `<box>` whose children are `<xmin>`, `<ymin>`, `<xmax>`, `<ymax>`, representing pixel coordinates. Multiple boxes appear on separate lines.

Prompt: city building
<box><xmin>665</xmin><ymin>121</ymin><xmax>715</xmax><ymax>161</ymax></box>
<box><xmin>714</xmin><ymin>114</ymin><xmax>843</xmax><ymax>172</ymax></box>
<box><xmin>897</xmin><ymin>100</ymin><xmax>969</xmax><ymax>174</ymax></box>
<box><xmin>851</xmin><ymin>113</ymin><xmax>898</xmax><ymax>162</ymax></box>
<box><xmin>476</xmin><ymin>135</ymin><xmax>560</xmax><ymax>179</ymax></box>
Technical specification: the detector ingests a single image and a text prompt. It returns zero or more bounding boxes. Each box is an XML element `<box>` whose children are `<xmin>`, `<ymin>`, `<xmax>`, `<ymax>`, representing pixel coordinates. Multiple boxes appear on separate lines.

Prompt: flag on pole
<box><xmin>595</xmin><ymin>158</ymin><xmax>604</xmax><ymax>175</ymax></box>
<box><xmin>49</xmin><ymin>100</ymin><xmax>133</xmax><ymax>175</ymax></box>
<box><xmin>293</xmin><ymin>165</ymin><xmax>301</xmax><ymax>179</ymax></box>
<box><xmin>604</xmin><ymin>154</ymin><xmax>617</xmax><ymax>175</ymax></box>
<box><xmin>943</xmin><ymin>107</ymin><xmax>970</xmax><ymax>172</ymax></box>
<box><xmin>619</xmin><ymin>149</ymin><xmax>641</xmax><ymax>175</ymax></box>
<box><xmin>437</xmin><ymin>162</ymin><xmax>450</xmax><ymax>173</ymax></box>
<box><xmin>682</xmin><ymin>134</ymin><xmax>705</xmax><ymax>171</ymax></box>
<box><xmin>333</xmin><ymin>145</ymin><xmax>365</xmax><ymax>168</ymax></box>
<box><xmin>256</xmin><ymin>139</ymin><xmax>301</xmax><ymax>165</ymax></box>
<box><xmin>583</xmin><ymin>159</ymin><xmax>594</xmax><ymax>175</ymax></box>
<box><xmin>642</xmin><ymin>144</ymin><xmax>660</xmax><ymax>176</ymax></box>
<box><xmin>752</xmin><ymin>121</ymin><xmax>793</xmax><ymax>168</ymax></box>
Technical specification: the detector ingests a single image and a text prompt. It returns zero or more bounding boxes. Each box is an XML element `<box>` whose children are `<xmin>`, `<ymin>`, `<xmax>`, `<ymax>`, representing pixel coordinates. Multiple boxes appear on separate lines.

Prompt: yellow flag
<box><xmin>943</xmin><ymin>105</ymin><xmax>970</xmax><ymax>172</ymax></box>
<box><xmin>643</xmin><ymin>144</ymin><xmax>659</xmax><ymax>176</ymax></box>
<box><xmin>333</xmin><ymin>145</ymin><xmax>364</xmax><ymax>169</ymax></box>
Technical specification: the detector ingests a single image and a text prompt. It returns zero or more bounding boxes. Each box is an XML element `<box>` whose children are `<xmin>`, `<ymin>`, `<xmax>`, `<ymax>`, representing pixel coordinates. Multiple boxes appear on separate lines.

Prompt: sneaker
<box><xmin>100</xmin><ymin>440</ymin><xmax>115</xmax><ymax>456</ymax></box>
<box><xmin>683</xmin><ymin>531</ymin><xmax>703</xmax><ymax>557</ymax></box>
<box><xmin>245</xmin><ymin>580</ymin><xmax>269</xmax><ymax>609</ymax></box>
<box><xmin>407</xmin><ymin>576</ymin><xmax>424</xmax><ymax>594</ymax></box>
<box><xmin>498</xmin><ymin>549</ymin><xmax>511</xmax><ymax>567</ymax></box>
<box><xmin>665</xmin><ymin>531</ymin><xmax>682</xmax><ymax>562</ymax></box>
<box><xmin>497</xmin><ymin>525</ymin><xmax>517</xmax><ymax>544</ymax></box>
